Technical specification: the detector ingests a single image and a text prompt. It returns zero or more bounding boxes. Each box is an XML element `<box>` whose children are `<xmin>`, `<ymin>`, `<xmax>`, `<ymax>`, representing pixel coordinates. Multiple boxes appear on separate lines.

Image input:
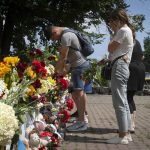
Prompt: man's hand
<box><xmin>55</xmin><ymin>60</ymin><xmax>70</xmax><ymax>76</ymax></box>
<box><xmin>55</xmin><ymin>46</ymin><xmax>69</xmax><ymax>75</ymax></box>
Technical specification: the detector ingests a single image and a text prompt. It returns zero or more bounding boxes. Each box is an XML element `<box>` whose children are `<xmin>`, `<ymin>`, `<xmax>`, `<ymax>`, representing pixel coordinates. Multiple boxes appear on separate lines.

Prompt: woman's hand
<box><xmin>108</xmin><ymin>40</ymin><xmax>120</xmax><ymax>53</ymax></box>
<box><xmin>97</xmin><ymin>58</ymin><xmax>109</xmax><ymax>65</ymax></box>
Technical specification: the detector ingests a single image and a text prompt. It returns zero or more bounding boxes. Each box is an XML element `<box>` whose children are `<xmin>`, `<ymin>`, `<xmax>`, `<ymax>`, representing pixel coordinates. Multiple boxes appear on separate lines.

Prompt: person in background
<box><xmin>44</xmin><ymin>25</ymin><xmax>90</xmax><ymax>132</ymax></box>
<box><xmin>106</xmin><ymin>8</ymin><xmax>134</xmax><ymax>144</ymax></box>
<box><xmin>127</xmin><ymin>38</ymin><xmax>145</xmax><ymax>133</ymax></box>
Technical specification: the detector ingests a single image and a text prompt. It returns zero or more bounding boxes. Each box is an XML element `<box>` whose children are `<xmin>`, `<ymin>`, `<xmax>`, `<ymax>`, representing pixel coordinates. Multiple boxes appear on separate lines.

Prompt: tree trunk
<box><xmin>0</xmin><ymin>17</ymin><xmax>3</xmax><ymax>60</ymax></box>
<box><xmin>1</xmin><ymin>7</ymin><xmax>15</xmax><ymax>58</ymax></box>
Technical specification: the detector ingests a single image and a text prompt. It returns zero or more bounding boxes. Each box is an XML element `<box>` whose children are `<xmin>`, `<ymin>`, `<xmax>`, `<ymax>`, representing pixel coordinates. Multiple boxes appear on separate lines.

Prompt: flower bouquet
<box><xmin>0</xmin><ymin>48</ymin><xmax>73</xmax><ymax>149</ymax></box>
<box><xmin>0</xmin><ymin>102</ymin><xmax>18</xmax><ymax>147</ymax></box>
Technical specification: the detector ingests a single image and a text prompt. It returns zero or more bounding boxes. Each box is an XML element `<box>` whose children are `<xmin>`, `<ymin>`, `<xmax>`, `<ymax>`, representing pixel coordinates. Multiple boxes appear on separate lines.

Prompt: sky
<box><xmin>89</xmin><ymin>0</ymin><xmax>150</xmax><ymax>60</ymax></box>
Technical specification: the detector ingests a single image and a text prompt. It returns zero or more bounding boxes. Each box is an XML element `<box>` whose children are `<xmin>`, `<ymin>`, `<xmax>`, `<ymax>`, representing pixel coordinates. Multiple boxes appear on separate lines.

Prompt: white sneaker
<box><xmin>84</xmin><ymin>115</ymin><xmax>89</xmax><ymax>124</ymax></box>
<box><xmin>126</xmin><ymin>133</ymin><xmax>133</xmax><ymax>142</ymax></box>
<box><xmin>67</xmin><ymin>121</ymin><xmax>87</xmax><ymax>132</ymax></box>
<box><xmin>106</xmin><ymin>136</ymin><xmax>129</xmax><ymax>144</ymax></box>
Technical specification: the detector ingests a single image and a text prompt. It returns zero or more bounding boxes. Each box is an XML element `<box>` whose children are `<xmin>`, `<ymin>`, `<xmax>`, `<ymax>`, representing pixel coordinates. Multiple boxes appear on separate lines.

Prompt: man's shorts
<box><xmin>71</xmin><ymin>61</ymin><xmax>91</xmax><ymax>91</ymax></box>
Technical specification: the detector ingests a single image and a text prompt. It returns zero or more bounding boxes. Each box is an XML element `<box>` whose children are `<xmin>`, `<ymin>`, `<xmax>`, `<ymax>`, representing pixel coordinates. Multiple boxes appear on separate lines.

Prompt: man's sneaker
<box><xmin>126</xmin><ymin>133</ymin><xmax>133</xmax><ymax>142</ymax></box>
<box><xmin>69</xmin><ymin>123</ymin><xmax>88</xmax><ymax>132</ymax></box>
<box><xmin>106</xmin><ymin>135</ymin><xmax>129</xmax><ymax>144</ymax></box>
<box><xmin>67</xmin><ymin>121</ymin><xmax>87</xmax><ymax>132</ymax></box>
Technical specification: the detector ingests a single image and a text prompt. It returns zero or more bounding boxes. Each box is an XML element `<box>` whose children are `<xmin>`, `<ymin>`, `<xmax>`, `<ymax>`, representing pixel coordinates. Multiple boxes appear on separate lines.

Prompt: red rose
<box><xmin>35</xmin><ymin>49</ymin><xmax>43</xmax><ymax>56</ymax></box>
<box><xmin>32</xmin><ymin>79</ymin><xmax>41</xmax><ymax>89</ymax></box>
<box><xmin>40</xmin><ymin>95</ymin><xmax>46</xmax><ymax>104</ymax></box>
<box><xmin>29</xmin><ymin>50</ymin><xmax>36</xmax><ymax>57</ymax></box>
<box><xmin>38</xmin><ymin>146</ymin><xmax>46</xmax><ymax>150</ymax></box>
<box><xmin>31</xmin><ymin>95</ymin><xmax>38</xmax><ymax>101</ymax></box>
<box><xmin>40</xmin><ymin>61</ymin><xmax>46</xmax><ymax>67</ymax></box>
<box><xmin>58</xmin><ymin>109</ymin><xmax>70</xmax><ymax>123</ymax></box>
<box><xmin>39</xmin><ymin>131</ymin><xmax>53</xmax><ymax>137</ymax></box>
<box><xmin>57</xmin><ymin>78</ymin><xmax>69</xmax><ymax>90</ymax></box>
<box><xmin>51</xmin><ymin>137</ymin><xmax>59</xmax><ymax>147</ymax></box>
<box><xmin>16</xmin><ymin>62</ymin><xmax>28</xmax><ymax>78</ymax></box>
<box><xmin>66</xmin><ymin>98</ymin><xmax>74</xmax><ymax>111</ymax></box>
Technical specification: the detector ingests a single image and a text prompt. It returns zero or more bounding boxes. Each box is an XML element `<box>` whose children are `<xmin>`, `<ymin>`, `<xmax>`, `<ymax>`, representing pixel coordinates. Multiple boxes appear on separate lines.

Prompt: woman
<box><xmin>106</xmin><ymin>9</ymin><xmax>134</xmax><ymax>144</ymax></box>
<box><xmin>127</xmin><ymin>39</ymin><xmax>145</xmax><ymax>133</ymax></box>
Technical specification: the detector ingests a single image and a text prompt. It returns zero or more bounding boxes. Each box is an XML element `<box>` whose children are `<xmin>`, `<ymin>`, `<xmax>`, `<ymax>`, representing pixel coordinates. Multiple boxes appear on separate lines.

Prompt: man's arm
<box><xmin>55</xmin><ymin>46</ymin><xmax>69</xmax><ymax>74</ymax></box>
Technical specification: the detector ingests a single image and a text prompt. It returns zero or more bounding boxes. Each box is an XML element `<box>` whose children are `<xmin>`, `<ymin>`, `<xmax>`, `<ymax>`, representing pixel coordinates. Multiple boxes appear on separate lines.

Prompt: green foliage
<box><xmin>0</xmin><ymin>0</ymin><xmax>145</xmax><ymax>57</ymax></box>
<box><xmin>130</xmin><ymin>14</ymin><xmax>145</xmax><ymax>32</ymax></box>
<box><xmin>144</xmin><ymin>36</ymin><xmax>150</xmax><ymax>71</ymax></box>
<box><xmin>83</xmin><ymin>59</ymin><xmax>108</xmax><ymax>87</ymax></box>
<box><xmin>0</xmin><ymin>0</ymin><xmax>128</xmax><ymax>56</ymax></box>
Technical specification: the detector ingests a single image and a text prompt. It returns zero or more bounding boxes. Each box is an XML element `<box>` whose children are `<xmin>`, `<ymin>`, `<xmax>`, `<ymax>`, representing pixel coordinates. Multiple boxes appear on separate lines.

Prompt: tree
<box><xmin>143</xmin><ymin>36</ymin><xmax>150</xmax><ymax>72</ymax></box>
<box><xmin>0</xmin><ymin>0</ymin><xmax>144</xmax><ymax>59</ymax></box>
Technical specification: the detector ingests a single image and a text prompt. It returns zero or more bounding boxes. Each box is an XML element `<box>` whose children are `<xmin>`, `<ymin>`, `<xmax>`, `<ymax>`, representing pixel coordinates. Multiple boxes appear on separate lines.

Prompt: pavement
<box><xmin>57</xmin><ymin>94</ymin><xmax>150</xmax><ymax>150</ymax></box>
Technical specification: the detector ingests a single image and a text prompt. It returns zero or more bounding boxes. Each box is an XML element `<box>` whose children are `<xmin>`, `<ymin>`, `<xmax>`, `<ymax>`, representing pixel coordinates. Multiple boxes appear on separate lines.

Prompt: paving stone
<box><xmin>59</xmin><ymin>94</ymin><xmax>150</xmax><ymax>150</ymax></box>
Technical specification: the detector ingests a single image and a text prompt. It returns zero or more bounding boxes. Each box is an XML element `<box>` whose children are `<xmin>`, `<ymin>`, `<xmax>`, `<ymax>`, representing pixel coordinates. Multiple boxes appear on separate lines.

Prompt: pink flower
<box><xmin>34</xmin><ymin>121</ymin><xmax>46</xmax><ymax>131</ymax></box>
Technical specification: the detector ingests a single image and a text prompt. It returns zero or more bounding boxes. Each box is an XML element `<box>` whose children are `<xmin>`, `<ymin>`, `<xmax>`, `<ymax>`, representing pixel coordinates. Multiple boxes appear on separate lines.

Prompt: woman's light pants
<box><xmin>111</xmin><ymin>59</ymin><xmax>131</xmax><ymax>132</ymax></box>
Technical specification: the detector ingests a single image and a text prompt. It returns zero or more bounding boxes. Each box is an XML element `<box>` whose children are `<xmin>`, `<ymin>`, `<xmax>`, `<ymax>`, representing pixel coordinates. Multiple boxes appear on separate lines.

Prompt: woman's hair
<box><xmin>109</xmin><ymin>9</ymin><xmax>129</xmax><ymax>24</ymax></box>
<box><xmin>109</xmin><ymin>8</ymin><xmax>135</xmax><ymax>38</ymax></box>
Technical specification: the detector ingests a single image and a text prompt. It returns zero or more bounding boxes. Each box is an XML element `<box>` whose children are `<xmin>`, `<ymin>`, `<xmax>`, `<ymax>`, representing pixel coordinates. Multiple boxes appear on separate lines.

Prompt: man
<box><xmin>44</xmin><ymin>25</ymin><xmax>90</xmax><ymax>131</ymax></box>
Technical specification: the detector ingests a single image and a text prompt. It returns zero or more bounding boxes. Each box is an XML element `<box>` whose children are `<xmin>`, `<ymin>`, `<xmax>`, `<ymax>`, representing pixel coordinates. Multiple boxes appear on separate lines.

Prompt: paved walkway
<box><xmin>58</xmin><ymin>94</ymin><xmax>150</xmax><ymax>150</ymax></box>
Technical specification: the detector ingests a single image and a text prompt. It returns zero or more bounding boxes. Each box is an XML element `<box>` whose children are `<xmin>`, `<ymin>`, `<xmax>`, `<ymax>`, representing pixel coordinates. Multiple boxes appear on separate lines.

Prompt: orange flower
<box><xmin>3</xmin><ymin>56</ymin><xmax>20</xmax><ymax>67</ymax></box>
<box><xmin>0</xmin><ymin>62</ymin><xmax>11</xmax><ymax>77</ymax></box>
<box><xmin>25</xmin><ymin>67</ymin><xmax>37</xmax><ymax>79</ymax></box>
<box><xmin>28</xmin><ymin>85</ymin><xmax>36</xmax><ymax>96</ymax></box>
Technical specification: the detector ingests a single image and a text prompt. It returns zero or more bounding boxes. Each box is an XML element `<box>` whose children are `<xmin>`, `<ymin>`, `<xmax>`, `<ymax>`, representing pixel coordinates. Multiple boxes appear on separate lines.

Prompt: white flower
<box><xmin>45</xmin><ymin>64</ymin><xmax>55</xmax><ymax>75</ymax></box>
<box><xmin>0</xmin><ymin>102</ymin><xmax>18</xmax><ymax>146</ymax></box>
<box><xmin>11</xmin><ymin>82</ymin><xmax>19</xmax><ymax>92</ymax></box>
<box><xmin>36</xmin><ymin>102</ymin><xmax>44</xmax><ymax>109</ymax></box>
<box><xmin>0</xmin><ymin>80</ymin><xmax>8</xmax><ymax>99</ymax></box>
<box><xmin>37</xmin><ymin>79</ymin><xmax>49</xmax><ymax>94</ymax></box>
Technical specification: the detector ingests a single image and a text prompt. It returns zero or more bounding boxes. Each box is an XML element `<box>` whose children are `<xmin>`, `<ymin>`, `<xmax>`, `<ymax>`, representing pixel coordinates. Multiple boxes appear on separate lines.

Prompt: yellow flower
<box><xmin>3</xmin><ymin>56</ymin><xmax>20</xmax><ymax>67</ymax></box>
<box><xmin>51</xmin><ymin>107</ymin><xmax>59</xmax><ymax>112</ymax></box>
<box><xmin>0</xmin><ymin>62</ymin><xmax>11</xmax><ymax>78</ymax></box>
<box><xmin>25</xmin><ymin>67</ymin><xmax>37</xmax><ymax>79</ymax></box>
<box><xmin>47</xmin><ymin>76</ymin><xmax>56</xmax><ymax>86</ymax></box>
<box><xmin>27</xmin><ymin>85</ymin><xmax>36</xmax><ymax>96</ymax></box>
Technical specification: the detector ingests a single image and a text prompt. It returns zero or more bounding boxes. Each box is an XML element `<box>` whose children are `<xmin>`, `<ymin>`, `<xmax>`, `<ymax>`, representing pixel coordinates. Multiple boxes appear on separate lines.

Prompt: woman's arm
<box><xmin>108</xmin><ymin>40</ymin><xmax>120</xmax><ymax>53</ymax></box>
